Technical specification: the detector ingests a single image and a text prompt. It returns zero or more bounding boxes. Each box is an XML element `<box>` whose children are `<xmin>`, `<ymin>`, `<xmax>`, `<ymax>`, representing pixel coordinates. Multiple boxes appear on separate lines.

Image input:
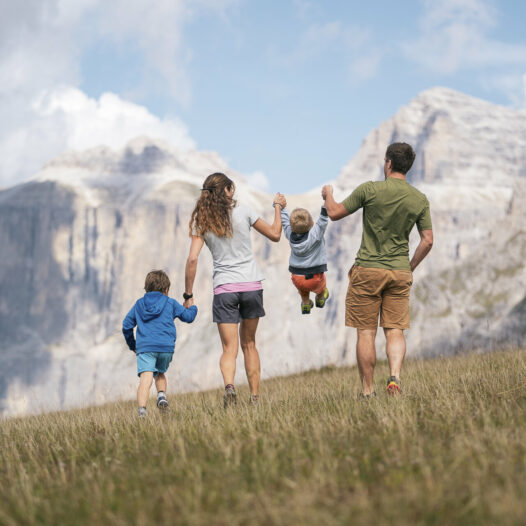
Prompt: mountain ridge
<box><xmin>1</xmin><ymin>86</ymin><xmax>525</xmax><ymax>416</ymax></box>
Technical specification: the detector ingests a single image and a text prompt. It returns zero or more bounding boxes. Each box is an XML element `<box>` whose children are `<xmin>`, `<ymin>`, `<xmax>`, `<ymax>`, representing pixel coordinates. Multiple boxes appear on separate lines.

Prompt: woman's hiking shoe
<box><xmin>250</xmin><ymin>394</ymin><xmax>259</xmax><ymax>406</ymax></box>
<box><xmin>386</xmin><ymin>376</ymin><xmax>402</xmax><ymax>395</ymax></box>
<box><xmin>157</xmin><ymin>392</ymin><xmax>169</xmax><ymax>410</ymax></box>
<box><xmin>138</xmin><ymin>406</ymin><xmax>147</xmax><ymax>417</ymax></box>
<box><xmin>315</xmin><ymin>288</ymin><xmax>330</xmax><ymax>308</ymax></box>
<box><xmin>223</xmin><ymin>384</ymin><xmax>237</xmax><ymax>408</ymax></box>
<box><xmin>359</xmin><ymin>392</ymin><xmax>377</xmax><ymax>400</ymax></box>
<box><xmin>301</xmin><ymin>300</ymin><xmax>314</xmax><ymax>314</ymax></box>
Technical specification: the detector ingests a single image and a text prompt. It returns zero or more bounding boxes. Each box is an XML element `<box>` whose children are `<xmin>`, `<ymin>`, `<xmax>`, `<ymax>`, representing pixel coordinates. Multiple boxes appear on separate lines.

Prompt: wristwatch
<box><xmin>183</xmin><ymin>292</ymin><xmax>193</xmax><ymax>300</ymax></box>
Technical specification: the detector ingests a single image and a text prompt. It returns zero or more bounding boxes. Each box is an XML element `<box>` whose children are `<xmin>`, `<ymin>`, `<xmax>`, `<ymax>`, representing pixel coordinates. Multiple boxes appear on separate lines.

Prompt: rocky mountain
<box><xmin>1</xmin><ymin>87</ymin><xmax>525</xmax><ymax>416</ymax></box>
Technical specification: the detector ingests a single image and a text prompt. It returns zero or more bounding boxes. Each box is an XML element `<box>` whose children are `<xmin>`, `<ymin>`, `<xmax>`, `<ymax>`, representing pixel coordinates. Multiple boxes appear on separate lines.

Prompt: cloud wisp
<box><xmin>0</xmin><ymin>0</ymin><xmax>236</xmax><ymax>187</ymax></box>
<box><xmin>402</xmin><ymin>0</ymin><xmax>526</xmax><ymax>105</ymax></box>
<box><xmin>403</xmin><ymin>0</ymin><xmax>526</xmax><ymax>73</ymax></box>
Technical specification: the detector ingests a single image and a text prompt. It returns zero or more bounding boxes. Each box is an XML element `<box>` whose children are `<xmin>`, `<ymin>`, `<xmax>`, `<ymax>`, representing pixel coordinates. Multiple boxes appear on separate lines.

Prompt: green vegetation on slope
<box><xmin>1</xmin><ymin>351</ymin><xmax>526</xmax><ymax>526</ymax></box>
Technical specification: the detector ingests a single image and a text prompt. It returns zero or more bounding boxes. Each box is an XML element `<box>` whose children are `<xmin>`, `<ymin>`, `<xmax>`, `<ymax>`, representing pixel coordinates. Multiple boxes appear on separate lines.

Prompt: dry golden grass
<box><xmin>1</xmin><ymin>350</ymin><xmax>526</xmax><ymax>526</ymax></box>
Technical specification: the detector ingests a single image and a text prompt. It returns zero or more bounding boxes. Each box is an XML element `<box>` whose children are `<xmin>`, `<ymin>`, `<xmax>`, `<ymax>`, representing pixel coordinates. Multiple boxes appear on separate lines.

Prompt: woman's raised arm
<box><xmin>184</xmin><ymin>235</ymin><xmax>205</xmax><ymax>307</ymax></box>
<box><xmin>252</xmin><ymin>193</ymin><xmax>287</xmax><ymax>242</ymax></box>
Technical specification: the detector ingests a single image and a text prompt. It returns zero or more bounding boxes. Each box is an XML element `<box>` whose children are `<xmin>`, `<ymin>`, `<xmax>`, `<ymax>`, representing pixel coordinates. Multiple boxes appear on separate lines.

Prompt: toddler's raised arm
<box><xmin>280</xmin><ymin>208</ymin><xmax>292</xmax><ymax>240</ymax></box>
<box><xmin>308</xmin><ymin>207</ymin><xmax>329</xmax><ymax>243</ymax></box>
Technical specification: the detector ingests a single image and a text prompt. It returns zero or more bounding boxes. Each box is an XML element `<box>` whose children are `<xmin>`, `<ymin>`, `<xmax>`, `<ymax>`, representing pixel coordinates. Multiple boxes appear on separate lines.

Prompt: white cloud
<box><xmin>400</xmin><ymin>0</ymin><xmax>526</xmax><ymax>106</ymax></box>
<box><xmin>0</xmin><ymin>87</ymin><xmax>195</xmax><ymax>186</ymax></box>
<box><xmin>293</xmin><ymin>0</ymin><xmax>314</xmax><ymax>19</ymax></box>
<box><xmin>36</xmin><ymin>87</ymin><xmax>195</xmax><ymax>151</ymax></box>
<box><xmin>0</xmin><ymin>0</ymin><xmax>237</xmax><ymax>187</ymax></box>
<box><xmin>244</xmin><ymin>170</ymin><xmax>270</xmax><ymax>192</ymax></box>
<box><xmin>272</xmin><ymin>20</ymin><xmax>381</xmax><ymax>81</ymax></box>
<box><xmin>482</xmin><ymin>72</ymin><xmax>526</xmax><ymax>109</ymax></box>
<box><xmin>92</xmin><ymin>0</ymin><xmax>238</xmax><ymax>104</ymax></box>
<box><xmin>404</xmin><ymin>0</ymin><xmax>526</xmax><ymax>74</ymax></box>
<box><xmin>349</xmin><ymin>49</ymin><xmax>383</xmax><ymax>83</ymax></box>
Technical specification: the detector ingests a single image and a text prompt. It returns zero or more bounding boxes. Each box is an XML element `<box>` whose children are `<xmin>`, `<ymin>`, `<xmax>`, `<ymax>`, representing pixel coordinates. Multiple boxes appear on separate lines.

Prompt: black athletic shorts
<box><xmin>212</xmin><ymin>290</ymin><xmax>265</xmax><ymax>324</ymax></box>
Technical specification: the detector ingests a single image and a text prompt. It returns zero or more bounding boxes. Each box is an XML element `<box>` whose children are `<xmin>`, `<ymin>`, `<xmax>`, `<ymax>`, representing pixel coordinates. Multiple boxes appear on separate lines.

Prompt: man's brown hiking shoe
<box><xmin>386</xmin><ymin>376</ymin><xmax>401</xmax><ymax>395</ymax></box>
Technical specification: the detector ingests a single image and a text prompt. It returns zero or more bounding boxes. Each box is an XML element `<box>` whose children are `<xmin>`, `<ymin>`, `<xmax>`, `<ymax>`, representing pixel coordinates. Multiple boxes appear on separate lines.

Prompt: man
<box><xmin>322</xmin><ymin>142</ymin><xmax>433</xmax><ymax>397</ymax></box>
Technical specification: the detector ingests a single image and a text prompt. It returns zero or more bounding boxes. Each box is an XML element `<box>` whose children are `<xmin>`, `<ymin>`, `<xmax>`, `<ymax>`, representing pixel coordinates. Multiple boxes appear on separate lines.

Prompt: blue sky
<box><xmin>1</xmin><ymin>0</ymin><xmax>526</xmax><ymax>192</ymax></box>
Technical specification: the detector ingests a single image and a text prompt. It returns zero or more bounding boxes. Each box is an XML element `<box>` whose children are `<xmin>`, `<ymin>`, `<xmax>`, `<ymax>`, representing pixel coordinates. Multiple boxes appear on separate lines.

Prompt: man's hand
<box><xmin>321</xmin><ymin>184</ymin><xmax>350</xmax><ymax>221</ymax></box>
<box><xmin>321</xmin><ymin>185</ymin><xmax>333</xmax><ymax>200</ymax></box>
<box><xmin>274</xmin><ymin>193</ymin><xmax>287</xmax><ymax>209</ymax></box>
<box><xmin>184</xmin><ymin>298</ymin><xmax>194</xmax><ymax>309</ymax></box>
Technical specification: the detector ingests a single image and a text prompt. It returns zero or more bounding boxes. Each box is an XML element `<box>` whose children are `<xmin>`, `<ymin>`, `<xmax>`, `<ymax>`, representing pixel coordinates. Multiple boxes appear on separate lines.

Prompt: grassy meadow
<box><xmin>1</xmin><ymin>350</ymin><xmax>526</xmax><ymax>526</ymax></box>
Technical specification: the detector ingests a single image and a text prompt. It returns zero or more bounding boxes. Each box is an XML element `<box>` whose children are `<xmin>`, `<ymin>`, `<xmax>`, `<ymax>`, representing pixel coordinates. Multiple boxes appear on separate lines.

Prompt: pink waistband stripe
<box><xmin>214</xmin><ymin>281</ymin><xmax>263</xmax><ymax>295</ymax></box>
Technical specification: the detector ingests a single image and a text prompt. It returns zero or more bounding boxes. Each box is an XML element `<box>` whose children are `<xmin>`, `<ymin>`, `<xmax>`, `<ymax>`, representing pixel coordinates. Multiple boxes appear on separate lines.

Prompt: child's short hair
<box><xmin>290</xmin><ymin>208</ymin><xmax>313</xmax><ymax>234</ymax></box>
<box><xmin>144</xmin><ymin>270</ymin><xmax>170</xmax><ymax>293</ymax></box>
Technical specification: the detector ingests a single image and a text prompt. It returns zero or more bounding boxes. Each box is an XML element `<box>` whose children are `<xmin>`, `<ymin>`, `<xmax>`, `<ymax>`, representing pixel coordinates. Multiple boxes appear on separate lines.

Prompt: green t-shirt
<box><xmin>342</xmin><ymin>178</ymin><xmax>432</xmax><ymax>270</ymax></box>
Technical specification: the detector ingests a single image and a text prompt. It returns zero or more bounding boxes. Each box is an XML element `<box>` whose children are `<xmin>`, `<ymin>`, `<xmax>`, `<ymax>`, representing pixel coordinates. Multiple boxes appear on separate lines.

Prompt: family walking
<box><xmin>122</xmin><ymin>142</ymin><xmax>433</xmax><ymax>415</ymax></box>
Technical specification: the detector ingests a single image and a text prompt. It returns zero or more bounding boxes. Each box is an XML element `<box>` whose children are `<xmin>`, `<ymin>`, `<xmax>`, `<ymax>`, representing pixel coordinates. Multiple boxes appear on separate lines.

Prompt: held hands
<box><xmin>183</xmin><ymin>298</ymin><xmax>194</xmax><ymax>309</ymax></box>
<box><xmin>321</xmin><ymin>185</ymin><xmax>333</xmax><ymax>200</ymax></box>
<box><xmin>273</xmin><ymin>193</ymin><xmax>287</xmax><ymax>209</ymax></box>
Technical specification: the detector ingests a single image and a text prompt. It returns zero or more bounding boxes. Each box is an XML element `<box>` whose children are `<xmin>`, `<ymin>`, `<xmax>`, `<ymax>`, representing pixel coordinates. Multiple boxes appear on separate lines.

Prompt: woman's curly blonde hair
<box><xmin>189</xmin><ymin>173</ymin><xmax>236</xmax><ymax>238</ymax></box>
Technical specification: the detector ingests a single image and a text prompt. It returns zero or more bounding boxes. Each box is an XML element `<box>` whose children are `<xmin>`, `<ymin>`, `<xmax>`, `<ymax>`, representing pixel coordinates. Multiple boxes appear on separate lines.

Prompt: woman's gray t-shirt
<box><xmin>202</xmin><ymin>205</ymin><xmax>264</xmax><ymax>288</ymax></box>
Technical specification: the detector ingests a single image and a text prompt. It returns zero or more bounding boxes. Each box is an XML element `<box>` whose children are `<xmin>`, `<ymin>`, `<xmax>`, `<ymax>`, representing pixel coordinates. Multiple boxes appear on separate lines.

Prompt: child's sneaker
<box><xmin>250</xmin><ymin>394</ymin><xmax>259</xmax><ymax>407</ymax></box>
<box><xmin>386</xmin><ymin>376</ymin><xmax>402</xmax><ymax>395</ymax></box>
<box><xmin>157</xmin><ymin>391</ymin><xmax>169</xmax><ymax>410</ymax></box>
<box><xmin>223</xmin><ymin>384</ymin><xmax>237</xmax><ymax>408</ymax></box>
<box><xmin>315</xmin><ymin>288</ymin><xmax>330</xmax><ymax>308</ymax></box>
<box><xmin>301</xmin><ymin>299</ymin><xmax>314</xmax><ymax>314</ymax></box>
<box><xmin>138</xmin><ymin>406</ymin><xmax>147</xmax><ymax>417</ymax></box>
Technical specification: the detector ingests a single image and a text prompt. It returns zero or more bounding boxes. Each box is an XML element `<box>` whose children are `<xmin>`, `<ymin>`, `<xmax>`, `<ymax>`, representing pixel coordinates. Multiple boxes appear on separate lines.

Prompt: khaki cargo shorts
<box><xmin>345</xmin><ymin>265</ymin><xmax>413</xmax><ymax>330</ymax></box>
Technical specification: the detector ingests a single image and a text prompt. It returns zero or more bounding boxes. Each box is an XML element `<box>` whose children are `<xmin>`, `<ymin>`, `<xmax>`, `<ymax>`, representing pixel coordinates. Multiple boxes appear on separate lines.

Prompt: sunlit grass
<box><xmin>1</xmin><ymin>350</ymin><xmax>526</xmax><ymax>525</ymax></box>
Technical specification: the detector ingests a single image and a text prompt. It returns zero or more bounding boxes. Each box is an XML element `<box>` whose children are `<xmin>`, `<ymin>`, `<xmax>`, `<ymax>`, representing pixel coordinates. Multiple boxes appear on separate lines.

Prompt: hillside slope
<box><xmin>1</xmin><ymin>351</ymin><xmax>526</xmax><ymax>526</ymax></box>
<box><xmin>1</xmin><ymin>87</ymin><xmax>526</xmax><ymax>415</ymax></box>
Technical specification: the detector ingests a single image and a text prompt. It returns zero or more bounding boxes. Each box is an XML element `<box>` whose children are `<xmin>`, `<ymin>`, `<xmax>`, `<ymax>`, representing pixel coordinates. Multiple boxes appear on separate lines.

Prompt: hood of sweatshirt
<box><xmin>136</xmin><ymin>291</ymin><xmax>169</xmax><ymax>321</ymax></box>
<box><xmin>290</xmin><ymin>231</ymin><xmax>314</xmax><ymax>255</ymax></box>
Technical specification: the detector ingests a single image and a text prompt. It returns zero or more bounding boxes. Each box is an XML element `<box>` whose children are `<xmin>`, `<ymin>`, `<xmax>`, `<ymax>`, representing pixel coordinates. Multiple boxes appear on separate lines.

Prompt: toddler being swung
<box><xmin>281</xmin><ymin>206</ymin><xmax>330</xmax><ymax>314</ymax></box>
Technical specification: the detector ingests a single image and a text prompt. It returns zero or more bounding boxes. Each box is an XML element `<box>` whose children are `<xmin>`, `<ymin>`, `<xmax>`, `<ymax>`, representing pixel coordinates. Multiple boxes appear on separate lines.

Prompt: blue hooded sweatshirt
<box><xmin>122</xmin><ymin>291</ymin><xmax>198</xmax><ymax>354</ymax></box>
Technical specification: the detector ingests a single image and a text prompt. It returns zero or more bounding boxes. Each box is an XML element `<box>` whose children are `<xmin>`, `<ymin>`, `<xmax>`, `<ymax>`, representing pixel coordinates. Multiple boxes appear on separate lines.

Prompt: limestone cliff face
<box><xmin>1</xmin><ymin>88</ymin><xmax>525</xmax><ymax>415</ymax></box>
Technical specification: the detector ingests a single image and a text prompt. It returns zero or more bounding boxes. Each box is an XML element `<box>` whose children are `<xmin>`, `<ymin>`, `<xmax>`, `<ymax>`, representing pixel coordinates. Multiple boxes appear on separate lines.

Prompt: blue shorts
<box><xmin>137</xmin><ymin>352</ymin><xmax>173</xmax><ymax>377</ymax></box>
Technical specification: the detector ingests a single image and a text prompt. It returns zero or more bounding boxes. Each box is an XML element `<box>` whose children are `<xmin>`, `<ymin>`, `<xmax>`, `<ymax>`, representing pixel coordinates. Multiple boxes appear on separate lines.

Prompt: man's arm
<box><xmin>410</xmin><ymin>229</ymin><xmax>433</xmax><ymax>271</ymax></box>
<box><xmin>321</xmin><ymin>185</ymin><xmax>351</xmax><ymax>221</ymax></box>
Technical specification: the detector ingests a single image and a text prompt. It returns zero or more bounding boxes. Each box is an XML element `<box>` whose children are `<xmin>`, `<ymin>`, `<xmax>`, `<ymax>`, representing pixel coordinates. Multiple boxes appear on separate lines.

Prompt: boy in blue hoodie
<box><xmin>281</xmin><ymin>206</ymin><xmax>330</xmax><ymax>314</ymax></box>
<box><xmin>122</xmin><ymin>270</ymin><xmax>198</xmax><ymax>416</ymax></box>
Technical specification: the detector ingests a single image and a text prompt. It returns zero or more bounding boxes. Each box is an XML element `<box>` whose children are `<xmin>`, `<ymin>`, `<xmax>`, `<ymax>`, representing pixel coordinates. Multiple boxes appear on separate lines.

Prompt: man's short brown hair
<box><xmin>144</xmin><ymin>270</ymin><xmax>170</xmax><ymax>293</ymax></box>
<box><xmin>385</xmin><ymin>142</ymin><xmax>415</xmax><ymax>175</ymax></box>
<box><xmin>290</xmin><ymin>208</ymin><xmax>313</xmax><ymax>234</ymax></box>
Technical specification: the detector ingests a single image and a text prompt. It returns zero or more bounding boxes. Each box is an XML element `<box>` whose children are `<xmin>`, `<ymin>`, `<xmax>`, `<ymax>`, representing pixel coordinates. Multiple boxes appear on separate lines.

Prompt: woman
<box><xmin>184</xmin><ymin>172</ymin><xmax>286</xmax><ymax>407</ymax></box>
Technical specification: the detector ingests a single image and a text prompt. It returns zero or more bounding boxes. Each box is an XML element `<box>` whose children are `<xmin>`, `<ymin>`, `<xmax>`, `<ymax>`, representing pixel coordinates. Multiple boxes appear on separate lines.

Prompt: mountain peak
<box><xmin>337</xmin><ymin>86</ymin><xmax>526</xmax><ymax>190</ymax></box>
<box><xmin>408</xmin><ymin>86</ymin><xmax>516</xmax><ymax>113</ymax></box>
